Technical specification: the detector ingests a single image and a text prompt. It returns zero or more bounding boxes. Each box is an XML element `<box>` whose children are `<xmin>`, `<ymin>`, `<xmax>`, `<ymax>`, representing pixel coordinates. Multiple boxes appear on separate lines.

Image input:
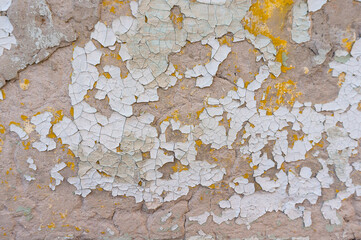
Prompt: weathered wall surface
<box><xmin>1</xmin><ymin>0</ymin><xmax>361</xmax><ymax>239</ymax></box>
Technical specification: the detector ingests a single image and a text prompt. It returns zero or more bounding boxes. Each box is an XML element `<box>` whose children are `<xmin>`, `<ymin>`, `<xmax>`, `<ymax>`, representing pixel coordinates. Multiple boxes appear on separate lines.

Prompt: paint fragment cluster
<box><xmin>4</xmin><ymin>0</ymin><xmax>361</xmax><ymax>233</ymax></box>
<box><xmin>0</xmin><ymin>0</ymin><xmax>16</xmax><ymax>56</ymax></box>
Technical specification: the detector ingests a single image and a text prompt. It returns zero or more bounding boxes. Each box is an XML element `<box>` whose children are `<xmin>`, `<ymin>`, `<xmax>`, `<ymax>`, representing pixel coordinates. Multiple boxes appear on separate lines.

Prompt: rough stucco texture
<box><xmin>1</xmin><ymin>0</ymin><xmax>361</xmax><ymax>239</ymax></box>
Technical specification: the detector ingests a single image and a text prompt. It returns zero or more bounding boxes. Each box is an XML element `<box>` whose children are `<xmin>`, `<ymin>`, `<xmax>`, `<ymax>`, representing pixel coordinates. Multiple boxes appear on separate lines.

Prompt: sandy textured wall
<box><xmin>0</xmin><ymin>0</ymin><xmax>361</xmax><ymax>239</ymax></box>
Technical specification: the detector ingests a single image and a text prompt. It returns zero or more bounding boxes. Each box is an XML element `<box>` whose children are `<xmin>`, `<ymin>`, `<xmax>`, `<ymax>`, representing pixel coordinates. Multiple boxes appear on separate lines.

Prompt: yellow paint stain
<box><xmin>171</xmin><ymin>162</ymin><xmax>189</xmax><ymax>173</ymax></box>
<box><xmin>66</xmin><ymin>162</ymin><xmax>75</xmax><ymax>170</ymax></box>
<box><xmin>48</xmin><ymin>127</ymin><xmax>56</xmax><ymax>139</ymax></box>
<box><xmin>196</xmin><ymin>107</ymin><xmax>205</xmax><ymax>119</ymax></box>
<box><xmin>22</xmin><ymin>141</ymin><xmax>30</xmax><ymax>150</ymax></box>
<box><xmin>342</xmin><ymin>37</ymin><xmax>355</xmax><ymax>52</ymax></box>
<box><xmin>0</xmin><ymin>124</ymin><xmax>5</xmax><ymax>134</ymax></box>
<box><xmin>244</xmin><ymin>81</ymin><xmax>250</xmax><ymax>88</ymax></box>
<box><xmin>97</xmin><ymin>170</ymin><xmax>111</xmax><ymax>177</ymax></box>
<box><xmin>59</xmin><ymin>212</ymin><xmax>67</xmax><ymax>219</ymax></box>
<box><xmin>314</xmin><ymin>140</ymin><xmax>324</xmax><ymax>148</ymax></box>
<box><xmin>70</xmin><ymin>107</ymin><xmax>74</xmax><ymax>118</ymax></box>
<box><xmin>103</xmin><ymin>72</ymin><xmax>111</xmax><ymax>79</ymax></box>
<box><xmin>243</xmin><ymin>0</ymin><xmax>294</xmax><ymax>71</ymax></box>
<box><xmin>218</xmin><ymin>35</ymin><xmax>233</xmax><ymax>47</ymax></box>
<box><xmin>67</xmin><ymin>149</ymin><xmax>75</xmax><ymax>158</ymax></box>
<box><xmin>170</xmin><ymin>7</ymin><xmax>183</xmax><ymax>29</ymax></box>
<box><xmin>195</xmin><ymin>139</ymin><xmax>203</xmax><ymax>147</ymax></box>
<box><xmin>259</xmin><ymin>79</ymin><xmax>301</xmax><ymax>114</ymax></box>
<box><xmin>142</xmin><ymin>151</ymin><xmax>150</xmax><ymax>159</ymax></box>
<box><xmin>102</xmin><ymin>0</ymin><xmax>128</xmax><ymax>6</ymax></box>
<box><xmin>116</xmin><ymin>145</ymin><xmax>123</xmax><ymax>153</ymax></box>
<box><xmin>9</xmin><ymin>121</ymin><xmax>21</xmax><ymax>127</ymax></box>
<box><xmin>21</xmin><ymin>115</ymin><xmax>28</xmax><ymax>121</ymax></box>
<box><xmin>338</xmin><ymin>72</ymin><xmax>346</xmax><ymax>87</ymax></box>
<box><xmin>161</xmin><ymin>110</ymin><xmax>180</xmax><ymax>124</ymax></box>
<box><xmin>5</xmin><ymin>168</ymin><xmax>12</xmax><ymax>175</ymax></box>
<box><xmin>20</xmin><ymin>78</ymin><xmax>30</xmax><ymax>90</ymax></box>
<box><xmin>47</xmin><ymin>222</ymin><xmax>56</xmax><ymax>229</ymax></box>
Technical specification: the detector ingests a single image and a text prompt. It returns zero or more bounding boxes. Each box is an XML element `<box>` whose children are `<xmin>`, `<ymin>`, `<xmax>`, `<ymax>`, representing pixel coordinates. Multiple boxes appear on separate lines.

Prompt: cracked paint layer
<box><xmin>1</xmin><ymin>0</ymin><xmax>361</xmax><ymax>238</ymax></box>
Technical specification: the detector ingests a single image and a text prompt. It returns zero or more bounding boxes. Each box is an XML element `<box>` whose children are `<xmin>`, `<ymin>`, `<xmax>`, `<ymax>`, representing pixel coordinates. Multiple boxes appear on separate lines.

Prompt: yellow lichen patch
<box><xmin>19</xmin><ymin>78</ymin><xmax>30</xmax><ymax>90</ymax></box>
<box><xmin>196</xmin><ymin>107</ymin><xmax>205</xmax><ymax>119</ymax></box>
<box><xmin>116</xmin><ymin>145</ymin><xmax>123</xmax><ymax>153</ymax></box>
<box><xmin>66</xmin><ymin>162</ymin><xmax>75</xmax><ymax>170</ymax></box>
<box><xmin>142</xmin><ymin>151</ymin><xmax>150</xmax><ymax>159</ymax></box>
<box><xmin>59</xmin><ymin>211</ymin><xmax>67</xmax><ymax>219</ymax></box>
<box><xmin>195</xmin><ymin>139</ymin><xmax>203</xmax><ymax>147</ymax></box>
<box><xmin>102</xmin><ymin>0</ymin><xmax>128</xmax><ymax>7</ymax></box>
<box><xmin>338</xmin><ymin>72</ymin><xmax>346</xmax><ymax>87</ymax></box>
<box><xmin>97</xmin><ymin>170</ymin><xmax>111</xmax><ymax>177</ymax></box>
<box><xmin>290</xmin><ymin>134</ymin><xmax>304</xmax><ymax>148</ymax></box>
<box><xmin>259</xmin><ymin>79</ymin><xmax>301</xmax><ymax>114</ymax></box>
<box><xmin>243</xmin><ymin>0</ymin><xmax>293</xmax><ymax>70</ymax></box>
<box><xmin>170</xmin><ymin>6</ymin><xmax>183</xmax><ymax>29</ymax></box>
<box><xmin>218</xmin><ymin>35</ymin><xmax>234</xmax><ymax>47</ymax></box>
<box><xmin>5</xmin><ymin>168</ymin><xmax>12</xmax><ymax>175</ymax></box>
<box><xmin>48</xmin><ymin>127</ymin><xmax>57</xmax><ymax>139</ymax></box>
<box><xmin>171</xmin><ymin>161</ymin><xmax>189</xmax><ymax>173</ymax></box>
<box><xmin>342</xmin><ymin>37</ymin><xmax>355</xmax><ymax>52</ymax></box>
<box><xmin>47</xmin><ymin>222</ymin><xmax>56</xmax><ymax>229</ymax></box>
<box><xmin>9</xmin><ymin>121</ymin><xmax>21</xmax><ymax>127</ymax></box>
<box><xmin>70</xmin><ymin>107</ymin><xmax>74</xmax><ymax>118</ymax></box>
<box><xmin>50</xmin><ymin>109</ymin><xmax>64</xmax><ymax>125</ymax></box>
<box><xmin>21</xmin><ymin>115</ymin><xmax>28</xmax><ymax>121</ymax></box>
<box><xmin>161</xmin><ymin>110</ymin><xmax>180</xmax><ymax>124</ymax></box>
<box><xmin>67</xmin><ymin>149</ymin><xmax>75</xmax><ymax>158</ymax></box>
<box><xmin>109</xmin><ymin>6</ymin><xmax>116</xmax><ymax>13</ymax></box>
<box><xmin>0</xmin><ymin>124</ymin><xmax>5</xmax><ymax>134</ymax></box>
<box><xmin>22</xmin><ymin>141</ymin><xmax>30</xmax><ymax>150</ymax></box>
